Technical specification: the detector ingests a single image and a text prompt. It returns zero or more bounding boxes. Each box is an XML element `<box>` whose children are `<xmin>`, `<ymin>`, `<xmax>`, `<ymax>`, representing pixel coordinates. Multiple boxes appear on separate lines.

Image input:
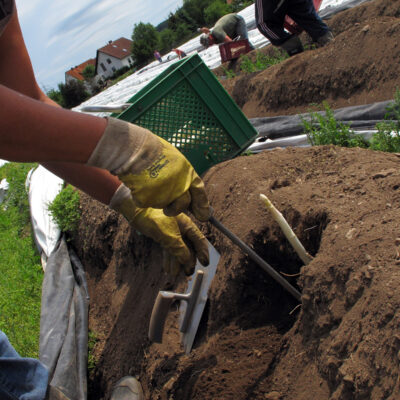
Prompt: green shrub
<box><xmin>370</xmin><ymin>89</ymin><xmax>400</xmax><ymax>153</ymax></box>
<box><xmin>48</xmin><ymin>185</ymin><xmax>81</xmax><ymax>233</ymax></box>
<box><xmin>302</xmin><ymin>102</ymin><xmax>369</xmax><ymax>148</ymax></box>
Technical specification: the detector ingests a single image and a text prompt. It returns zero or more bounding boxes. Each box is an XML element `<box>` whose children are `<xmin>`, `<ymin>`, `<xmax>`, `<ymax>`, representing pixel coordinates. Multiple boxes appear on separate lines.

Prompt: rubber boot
<box><xmin>280</xmin><ymin>35</ymin><xmax>304</xmax><ymax>56</ymax></box>
<box><xmin>316</xmin><ymin>30</ymin><xmax>334</xmax><ymax>46</ymax></box>
<box><xmin>110</xmin><ymin>376</ymin><xmax>144</xmax><ymax>400</ymax></box>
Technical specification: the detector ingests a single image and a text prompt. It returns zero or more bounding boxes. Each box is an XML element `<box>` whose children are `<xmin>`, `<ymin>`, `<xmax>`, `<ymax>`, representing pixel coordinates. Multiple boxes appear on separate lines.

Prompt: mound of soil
<box><xmin>218</xmin><ymin>0</ymin><xmax>400</xmax><ymax>118</ymax></box>
<box><xmin>71</xmin><ymin>1</ymin><xmax>400</xmax><ymax>399</ymax></box>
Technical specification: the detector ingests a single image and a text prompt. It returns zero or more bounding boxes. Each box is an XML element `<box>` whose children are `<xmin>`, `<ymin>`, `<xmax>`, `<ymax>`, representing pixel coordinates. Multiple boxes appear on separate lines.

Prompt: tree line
<box><xmin>48</xmin><ymin>0</ymin><xmax>253</xmax><ymax>108</ymax></box>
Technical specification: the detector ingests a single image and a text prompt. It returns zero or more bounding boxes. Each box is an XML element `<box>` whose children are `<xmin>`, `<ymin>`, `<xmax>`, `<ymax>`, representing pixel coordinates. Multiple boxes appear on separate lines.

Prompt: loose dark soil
<box><xmin>71</xmin><ymin>1</ymin><xmax>400</xmax><ymax>399</ymax></box>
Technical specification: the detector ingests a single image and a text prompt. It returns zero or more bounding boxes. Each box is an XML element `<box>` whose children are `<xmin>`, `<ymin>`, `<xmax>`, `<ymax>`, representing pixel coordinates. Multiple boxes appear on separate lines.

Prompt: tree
<box><xmin>182</xmin><ymin>0</ymin><xmax>214</xmax><ymax>26</ymax></box>
<box><xmin>174</xmin><ymin>23</ymin><xmax>192</xmax><ymax>43</ymax></box>
<box><xmin>175</xmin><ymin>8</ymin><xmax>197</xmax><ymax>31</ymax></box>
<box><xmin>131</xmin><ymin>23</ymin><xmax>160</xmax><ymax>67</ymax></box>
<box><xmin>82</xmin><ymin>64</ymin><xmax>95</xmax><ymax>79</ymax></box>
<box><xmin>47</xmin><ymin>88</ymin><xmax>63</xmax><ymax>107</ymax></box>
<box><xmin>58</xmin><ymin>80</ymin><xmax>89</xmax><ymax>109</ymax></box>
<box><xmin>159</xmin><ymin>28</ymin><xmax>176</xmax><ymax>53</ymax></box>
<box><xmin>204</xmin><ymin>0</ymin><xmax>231</xmax><ymax>26</ymax></box>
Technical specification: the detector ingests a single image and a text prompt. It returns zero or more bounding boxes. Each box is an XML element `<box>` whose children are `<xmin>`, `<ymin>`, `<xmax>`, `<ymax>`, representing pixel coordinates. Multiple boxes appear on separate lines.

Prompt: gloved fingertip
<box><xmin>199</xmin><ymin>254</ymin><xmax>210</xmax><ymax>267</ymax></box>
<box><xmin>164</xmin><ymin>192</ymin><xmax>191</xmax><ymax>217</ymax></box>
<box><xmin>162</xmin><ymin>206</ymin><xmax>180</xmax><ymax>217</ymax></box>
<box><xmin>191</xmin><ymin>204</ymin><xmax>211</xmax><ymax>222</ymax></box>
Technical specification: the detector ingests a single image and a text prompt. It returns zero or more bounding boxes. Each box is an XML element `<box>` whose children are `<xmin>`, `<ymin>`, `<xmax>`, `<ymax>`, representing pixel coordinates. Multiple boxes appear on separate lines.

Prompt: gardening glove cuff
<box><xmin>108</xmin><ymin>183</ymin><xmax>139</xmax><ymax>222</ymax></box>
<box><xmin>109</xmin><ymin>184</ymin><xmax>209</xmax><ymax>276</ymax></box>
<box><xmin>88</xmin><ymin>117</ymin><xmax>210</xmax><ymax>221</ymax></box>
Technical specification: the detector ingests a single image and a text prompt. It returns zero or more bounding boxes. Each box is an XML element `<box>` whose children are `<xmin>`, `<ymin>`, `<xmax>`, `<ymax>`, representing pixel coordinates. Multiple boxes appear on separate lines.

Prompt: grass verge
<box><xmin>0</xmin><ymin>162</ymin><xmax>43</xmax><ymax>358</ymax></box>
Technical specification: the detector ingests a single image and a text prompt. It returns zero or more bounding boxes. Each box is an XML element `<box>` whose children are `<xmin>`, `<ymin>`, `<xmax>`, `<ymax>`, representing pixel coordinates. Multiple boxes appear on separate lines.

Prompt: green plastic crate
<box><xmin>115</xmin><ymin>53</ymin><xmax>257</xmax><ymax>176</ymax></box>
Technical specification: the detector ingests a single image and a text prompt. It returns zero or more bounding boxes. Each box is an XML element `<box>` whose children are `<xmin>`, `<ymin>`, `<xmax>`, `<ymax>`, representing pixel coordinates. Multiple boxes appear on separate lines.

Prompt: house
<box><xmin>95</xmin><ymin>37</ymin><xmax>134</xmax><ymax>79</ymax></box>
<box><xmin>65</xmin><ymin>58</ymin><xmax>96</xmax><ymax>84</ymax></box>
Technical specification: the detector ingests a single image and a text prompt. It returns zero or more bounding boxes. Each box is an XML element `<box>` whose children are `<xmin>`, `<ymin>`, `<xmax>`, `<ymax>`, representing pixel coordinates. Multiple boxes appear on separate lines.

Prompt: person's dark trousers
<box><xmin>255</xmin><ymin>0</ymin><xmax>329</xmax><ymax>45</ymax></box>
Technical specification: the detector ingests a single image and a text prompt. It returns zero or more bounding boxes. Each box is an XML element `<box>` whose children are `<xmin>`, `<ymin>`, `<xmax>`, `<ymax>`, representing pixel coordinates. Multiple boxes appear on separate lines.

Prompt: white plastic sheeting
<box><xmin>0</xmin><ymin>178</ymin><xmax>9</xmax><ymax>204</ymax></box>
<box><xmin>249</xmin><ymin>130</ymin><xmax>376</xmax><ymax>152</ymax></box>
<box><xmin>27</xmin><ymin>165</ymin><xmax>64</xmax><ymax>269</ymax></box>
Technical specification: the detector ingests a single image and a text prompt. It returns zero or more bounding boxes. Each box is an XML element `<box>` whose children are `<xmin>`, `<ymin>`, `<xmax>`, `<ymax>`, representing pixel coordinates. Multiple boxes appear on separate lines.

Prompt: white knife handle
<box><xmin>148</xmin><ymin>270</ymin><xmax>205</xmax><ymax>343</ymax></box>
<box><xmin>148</xmin><ymin>291</ymin><xmax>186</xmax><ymax>343</ymax></box>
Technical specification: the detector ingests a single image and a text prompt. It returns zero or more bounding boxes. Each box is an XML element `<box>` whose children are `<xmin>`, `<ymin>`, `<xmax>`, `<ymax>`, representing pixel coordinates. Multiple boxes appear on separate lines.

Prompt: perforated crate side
<box><xmin>116</xmin><ymin>54</ymin><xmax>257</xmax><ymax>175</ymax></box>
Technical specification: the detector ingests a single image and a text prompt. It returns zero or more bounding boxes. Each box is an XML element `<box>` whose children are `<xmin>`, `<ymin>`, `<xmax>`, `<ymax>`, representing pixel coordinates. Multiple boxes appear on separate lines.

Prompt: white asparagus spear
<box><xmin>260</xmin><ymin>194</ymin><xmax>313</xmax><ymax>265</ymax></box>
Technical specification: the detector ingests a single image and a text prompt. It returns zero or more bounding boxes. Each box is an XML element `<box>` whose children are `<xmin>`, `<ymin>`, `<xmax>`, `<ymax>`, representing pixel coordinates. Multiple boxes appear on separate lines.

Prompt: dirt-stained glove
<box><xmin>109</xmin><ymin>184</ymin><xmax>209</xmax><ymax>276</ymax></box>
<box><xmin>87</xmin><ymin>117</ymin><xmax>210</xmax><ymax>221</ymax></box>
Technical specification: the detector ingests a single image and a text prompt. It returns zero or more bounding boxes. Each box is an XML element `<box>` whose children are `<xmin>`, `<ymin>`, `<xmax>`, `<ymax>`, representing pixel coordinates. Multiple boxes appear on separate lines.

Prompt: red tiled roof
<box><xmin>97</xmin><ymin>37</ymin><xmax>133</xmax><ymax>59</ymax></box>
<box><xmin>66</xmin><ymin>58</ymin><xmax>96</xmax><ymax>81</ymax></box>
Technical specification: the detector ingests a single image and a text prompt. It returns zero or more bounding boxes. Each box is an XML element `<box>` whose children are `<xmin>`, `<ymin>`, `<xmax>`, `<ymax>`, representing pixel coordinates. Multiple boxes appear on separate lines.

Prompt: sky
<box><xmin>15</xmin><ymin>0</ymin><xmax>184</xmax><ymax>91</ymax></box>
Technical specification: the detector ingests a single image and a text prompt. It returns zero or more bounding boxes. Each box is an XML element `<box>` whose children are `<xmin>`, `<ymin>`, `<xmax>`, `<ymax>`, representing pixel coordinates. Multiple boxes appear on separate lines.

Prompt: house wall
<box><xmin>65</xmin><ymin>74</ymin><xmax>76</xmax><ymax>84</ymax></box>
<box><xmin>97</xmin><ymin>52</ymin><xmax>134</xmax><ymax>79</ymax></box>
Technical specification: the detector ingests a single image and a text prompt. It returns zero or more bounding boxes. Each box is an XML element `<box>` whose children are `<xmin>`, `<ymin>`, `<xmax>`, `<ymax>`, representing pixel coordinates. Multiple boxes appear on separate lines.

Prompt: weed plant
<box><xmin>222</xmin><ymin>66</ymin><xmax>236</xmax><ymax>79</ymax></box>
<box><xmin>87</xmin><ymin>330</ymin><xmax>99</xmax><ymax>372</ymax></box>
<box><xmin>240</xmin><ymin>50</ymin><xmax>288</xmax><ymax>74</ymax></box>
<box><xmin>302</xmin><ymin>102</ymin><xmax>369</xmax><ymax>148</ymax></box>
<box><xmin>0</xmin><ymin>162</ymin><xmax>43</xmax><ymax>357</ymax></box>
<box><xmin>303</xmin><ymin>93</ymin><xmax>400</xmax><ymax>153</ymax></box>
<box><xmin>370</xmin><ymin>90</ymin><xmax>400</xmax><ymax>152</ymax></box>
<box><xmin>48</xmin><ymin>185</ymin><xmax>81</xmax><ymax>233</ymax></box>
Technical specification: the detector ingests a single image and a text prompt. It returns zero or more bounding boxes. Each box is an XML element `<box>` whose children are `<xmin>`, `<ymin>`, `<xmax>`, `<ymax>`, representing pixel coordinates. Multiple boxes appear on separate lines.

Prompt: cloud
<box><xmin>16</xmin><ymin>0</ymin><xmax>183</xmax><ymax>89</ymax></box>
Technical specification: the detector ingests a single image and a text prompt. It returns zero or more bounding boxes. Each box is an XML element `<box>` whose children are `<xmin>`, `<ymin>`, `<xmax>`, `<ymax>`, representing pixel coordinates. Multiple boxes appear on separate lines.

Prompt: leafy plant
<box><xmin>240</xmin><ymin>50</ymin><xmax>288</xmax><ymax>74</ymax></box>
<box><xmin>82</xmin><ymin>64</ymin><xmax>96</xmax><ymax>79</ymax></box>
<box><xmin>204</xmin><ymin>0</ymin><xmax>231</xmax><ymax>25</ymax></box>
<box><xmin>87</xmin><ymin>330</ymin><xmax>99</xmax><ymax>372</ymax></box>
<box><xmin>48</xmin><ymin>185</ymin><xmax>81</xmax><ymax>233</ymax></box>
<box><xmin>58</xmin><ymin>80</ymin><xmax>90</xmax><ymax>109</ymax></box>
<box><xmin>302</xmin><ymin>102</ymin><xmax>369</xmax><ymax>148</ymax></box>
<box><xmin>221</xmin><ymin>66</ymin><xmax>236</xmax><ymax>79</ymax></box>
<box><xmin>370</xmin><ymin>89</ymin><xmax>400</xmax><ymax>153</ymax></box>
<box><xmin>131</xmin><ymin>22</ymin><xmax>160</xmax><ymax>67</ymax></box>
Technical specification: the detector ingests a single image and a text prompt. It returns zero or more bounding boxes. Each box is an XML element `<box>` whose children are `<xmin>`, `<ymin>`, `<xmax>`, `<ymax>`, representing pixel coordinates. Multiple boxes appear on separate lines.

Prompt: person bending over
<box><xmin>255</xmin><ymin>0</ymin><xmax>333</xmax><ymax>56</ymax></box>
<box><xmin>199</xmin><ymin>13</ymin><xmax>255</xmax><ymax>50</ymax></box>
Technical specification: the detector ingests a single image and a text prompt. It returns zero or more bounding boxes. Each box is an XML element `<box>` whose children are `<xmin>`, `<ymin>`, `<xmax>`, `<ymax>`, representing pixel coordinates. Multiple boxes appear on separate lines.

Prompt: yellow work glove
<box><xmin>109</xmin><ymin>184</ymin><xmax>209</xmax><ymax>276</ymax></box>
<box><xmin>87</xmin><ymin>117</ymin><xmax>210</xmax><ymax>221</ymax></box>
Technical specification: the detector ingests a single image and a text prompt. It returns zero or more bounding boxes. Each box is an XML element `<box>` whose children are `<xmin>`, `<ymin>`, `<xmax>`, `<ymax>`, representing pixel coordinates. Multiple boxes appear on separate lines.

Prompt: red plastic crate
<box><xmin>219</xmin><ymin>39</ymin><xmax>252</xmax><ymax>63</ymax></box>
<box><xmin>284</xmin><ymin>0</ymin><xmax>323</xmax><ymax>34</ymax></box>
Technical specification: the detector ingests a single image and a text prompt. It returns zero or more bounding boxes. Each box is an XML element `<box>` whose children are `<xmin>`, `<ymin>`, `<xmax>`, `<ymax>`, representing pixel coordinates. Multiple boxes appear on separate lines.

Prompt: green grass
<box><xmin>0</xmin><ymin>162</ymin><xmax>43</xmax><ymax>358</ymax></box>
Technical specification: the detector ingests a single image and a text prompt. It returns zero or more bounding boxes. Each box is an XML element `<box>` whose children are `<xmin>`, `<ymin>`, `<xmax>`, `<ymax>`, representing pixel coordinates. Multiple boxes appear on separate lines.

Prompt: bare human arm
<box><xmin>0</xmin><ymin>4</ymin><xmax>210</xmax><ymax>220</ymax></box>
<box><xmin>0</xmin><ymin>6</ymin><xmax>120</xmax><ymax>204</ymax></box>
<box><xmin>0</xmin><ymin>2</ymin><xmax>211</xmax><ymax>273</ymax></box>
